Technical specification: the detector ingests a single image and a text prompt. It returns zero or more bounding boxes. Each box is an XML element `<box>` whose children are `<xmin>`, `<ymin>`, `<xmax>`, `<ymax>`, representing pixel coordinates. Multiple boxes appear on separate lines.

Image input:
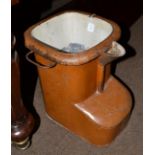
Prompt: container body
<box><xmin>35</xmin><ymin>53</ymin><xmax>132</xmax><ymax>146</ymax></box>
<box><xmin>35</xmin><ymin>53</ymin><xmax>98</xmax><ymax>111</ymax></box>
<box><xmin>24</xmin><ymin>11</ymin><xmax>132</xmax><ymax>146</ymax></box>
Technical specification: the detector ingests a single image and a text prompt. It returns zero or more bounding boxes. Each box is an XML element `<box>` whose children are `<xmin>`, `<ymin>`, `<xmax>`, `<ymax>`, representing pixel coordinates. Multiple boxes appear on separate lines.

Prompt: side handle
<box><xmin>26</xmin><ymin>51</ymin><xmax>57</xmax><ymax>69</ymax></box>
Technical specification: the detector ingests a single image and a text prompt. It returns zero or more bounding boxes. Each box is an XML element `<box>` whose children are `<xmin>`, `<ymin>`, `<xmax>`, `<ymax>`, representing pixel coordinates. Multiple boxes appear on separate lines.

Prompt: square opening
<box><xmin>31</xmin><ymin>12</ymin><xmax>113</xmax><ymax>53</ymax></box>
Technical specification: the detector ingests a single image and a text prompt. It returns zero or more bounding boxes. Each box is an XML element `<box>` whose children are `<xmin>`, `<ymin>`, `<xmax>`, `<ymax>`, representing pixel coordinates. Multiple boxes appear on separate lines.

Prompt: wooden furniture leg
<box><xmin>11</xmin><ymin>35</ymin><xmax>34</xmax><ymax>150</ymax></box>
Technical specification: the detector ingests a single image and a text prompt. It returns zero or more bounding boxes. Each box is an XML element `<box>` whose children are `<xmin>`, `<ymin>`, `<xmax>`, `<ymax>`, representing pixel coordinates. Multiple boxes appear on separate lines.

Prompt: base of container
<box><xmin>44</xmin><ymin>76</ymin><xmax>132</xmax><ymax>146</ymax></box>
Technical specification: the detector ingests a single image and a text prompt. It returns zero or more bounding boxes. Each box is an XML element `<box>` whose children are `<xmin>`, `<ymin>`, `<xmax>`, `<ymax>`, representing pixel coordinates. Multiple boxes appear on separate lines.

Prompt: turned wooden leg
<box><xmin>11</xmin><ymin>35</ymin><xmax>34</xmax><ymax>150</ymax></box>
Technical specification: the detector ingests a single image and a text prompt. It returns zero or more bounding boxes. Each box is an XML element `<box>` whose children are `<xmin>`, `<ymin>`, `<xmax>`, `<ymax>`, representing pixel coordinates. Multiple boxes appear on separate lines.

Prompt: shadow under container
<box><xmin>24</xmin><ymin>11</ymin><xmax>132</xmax><ymax>146</ymax></box>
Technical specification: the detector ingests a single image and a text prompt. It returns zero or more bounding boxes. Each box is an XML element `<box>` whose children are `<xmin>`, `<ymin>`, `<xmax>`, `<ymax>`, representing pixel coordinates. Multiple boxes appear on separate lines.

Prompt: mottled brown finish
<box><xmin>24</xmin><ymin>11</ymin><xmax>132</xmax><ymax>146</ymax></box>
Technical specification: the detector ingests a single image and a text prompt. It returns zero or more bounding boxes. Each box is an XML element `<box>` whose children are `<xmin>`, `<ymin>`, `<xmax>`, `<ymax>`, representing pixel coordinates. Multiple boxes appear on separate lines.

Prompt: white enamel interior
<box><xmin>31</xmin><ymin>12</ymin><xmax>113</xmax><ymax>53</ymax></box>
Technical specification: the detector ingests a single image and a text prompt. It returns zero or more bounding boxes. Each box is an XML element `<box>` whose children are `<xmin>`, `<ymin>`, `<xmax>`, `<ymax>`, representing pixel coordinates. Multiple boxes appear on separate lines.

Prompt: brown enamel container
<box><xmin>24</xmin><ymin>11</ymin><xmax>132</xmax><ymax>146</ymax></box>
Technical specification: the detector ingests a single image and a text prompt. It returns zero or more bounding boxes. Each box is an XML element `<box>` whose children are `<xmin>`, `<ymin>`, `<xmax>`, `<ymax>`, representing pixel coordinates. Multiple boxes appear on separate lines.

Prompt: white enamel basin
<box><xmin>31</xmin><ymin>12</ymin><xmax>113</xmax><ymax>53</ymax></box>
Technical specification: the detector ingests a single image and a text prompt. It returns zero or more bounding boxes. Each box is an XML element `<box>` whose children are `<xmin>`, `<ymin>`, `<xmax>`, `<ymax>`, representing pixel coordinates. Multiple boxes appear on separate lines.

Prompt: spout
<box><xmin>99</xmin><ymin>41</ymin><xmax>125</xmax><ymax>65</ymax></box>
<box><xmin>97</xmin><ymin>41</ymin><xmax>125</xmax><ymax>92</ymax></box>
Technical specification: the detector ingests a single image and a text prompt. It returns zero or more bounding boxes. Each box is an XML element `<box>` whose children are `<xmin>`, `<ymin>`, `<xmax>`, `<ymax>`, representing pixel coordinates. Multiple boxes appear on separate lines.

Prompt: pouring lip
<box><xmin>24</xmin><ymin>10</ymin><xmax>121</xmax><ymax>65</ymax></box>
<box><xmin>105</xmin><ymin>41</ymin><xmax>126</xmax><ymax>58</ymax></box>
